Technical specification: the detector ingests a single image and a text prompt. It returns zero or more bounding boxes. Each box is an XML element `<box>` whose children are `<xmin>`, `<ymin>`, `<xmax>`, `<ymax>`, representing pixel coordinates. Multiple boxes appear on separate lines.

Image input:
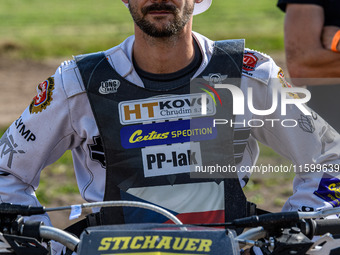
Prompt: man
<box><xmin>0</xmin><ymin>0</ymin><xmax>340</xmax><ymax>253</ymax></box>
<box><xmin>277</xmin><ymin>0</ymin><xmax>340</xmax><ymax>132</ymax></box>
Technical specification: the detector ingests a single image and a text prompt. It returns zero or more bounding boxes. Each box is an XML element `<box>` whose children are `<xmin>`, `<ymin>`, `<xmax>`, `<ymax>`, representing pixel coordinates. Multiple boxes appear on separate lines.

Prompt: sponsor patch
<box><xmin>120</xmin><ymin>118</ymin><xmax>217</xmax><ymax>149</ymax></box>
<box><xmin>14</xmin><ymin>116</ymin><xmax>36</xmax><ymax>142</ymax></box>
<box><xmin>0</xmin><ymin>129</ymin><xmax>25</xmax><ymax>169</ymax></box>
<box><xmin>29</xmin><ymin>77</ymin><xmax>54</xmax><ymax>114</ymax></box>
<box><xmin>243</xmin><ymin>52</ymin><xmax>258</xmax><ymax>72</ymax></box>
<box><xmin>314</xmin><ymin>174</ymin><xmax>340</xmax><ymax>207</ymax></box>
<box><xmin>78</xmin><ymin>226</ymin><xmax>234</xmax><ymax>255</ymax></box>
<box><xmin>142</xmin><ymin>142</ymin><xmax>202</xmax><ymax>177</ymax></box>
<box><xmin>119</xmin><ymin>94</ymin><xmax>215</xmax><ymax>125</ymax></box>
<box><xmin>97</xmin><ymin>235</ymin><xmax>213</xmax><ymax>253</ymax></box>
<box><xmin>99</xmin><ymin>79</ymin><xmax>120</xmax><ymax>94</ymax></box>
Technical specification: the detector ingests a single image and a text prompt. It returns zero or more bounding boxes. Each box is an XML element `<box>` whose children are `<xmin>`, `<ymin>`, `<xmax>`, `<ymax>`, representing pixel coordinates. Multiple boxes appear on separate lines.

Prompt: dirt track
<box><xmin>0</xmin><ymin>57</ymin><xmax>65</xmax><ymax>127</ymax></box>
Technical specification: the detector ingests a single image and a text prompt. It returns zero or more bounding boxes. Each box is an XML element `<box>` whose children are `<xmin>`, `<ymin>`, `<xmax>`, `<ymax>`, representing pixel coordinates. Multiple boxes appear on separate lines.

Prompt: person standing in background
<box><xmin>277</xmin><ymin>0</ymin><xmax>340</xmax><ymax>132</ymax></box>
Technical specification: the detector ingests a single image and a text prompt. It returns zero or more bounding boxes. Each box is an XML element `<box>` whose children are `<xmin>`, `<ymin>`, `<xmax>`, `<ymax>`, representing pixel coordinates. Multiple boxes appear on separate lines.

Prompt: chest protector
<box><xmin>75</xmin><ymin>40</ymin><xmax>254</xmax><ymax>225</ymax></box>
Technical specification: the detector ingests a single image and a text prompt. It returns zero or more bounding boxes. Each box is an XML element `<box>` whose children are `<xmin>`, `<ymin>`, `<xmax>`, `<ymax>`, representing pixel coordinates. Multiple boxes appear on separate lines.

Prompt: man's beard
<box><xmin>129</xmin><ymin>2</ymin><xmax>194</xmax><ymax>38</ymax></box>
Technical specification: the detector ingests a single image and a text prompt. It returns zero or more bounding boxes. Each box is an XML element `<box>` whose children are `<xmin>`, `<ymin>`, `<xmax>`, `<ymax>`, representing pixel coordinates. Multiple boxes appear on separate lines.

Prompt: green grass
<box><xmin>0</xmin><ymin>0</ymin><xmax>285</xmax><ymax>59</ymax></box>
<box><xmin>0</xmin><ymin>129</ymin><xmax>6</xmax><ymax>137</ymax></box>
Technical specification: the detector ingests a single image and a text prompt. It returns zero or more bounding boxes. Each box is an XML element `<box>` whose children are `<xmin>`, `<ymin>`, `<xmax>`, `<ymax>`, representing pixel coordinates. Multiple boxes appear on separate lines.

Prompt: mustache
<box><xmin>141</xmin><ymin>3</ymin><xmax>177</xmax><ymax>15</ymax></box>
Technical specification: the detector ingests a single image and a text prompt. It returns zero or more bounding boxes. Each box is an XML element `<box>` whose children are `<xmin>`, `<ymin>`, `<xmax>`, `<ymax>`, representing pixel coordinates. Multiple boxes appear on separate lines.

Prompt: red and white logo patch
<box><xmin>243</xmin><ymin>52</ymin><xmax>258</xmax><ymax>72</ymax></box>
<box><xmin>29</xmin><ymin>77</ymin><xmax>54</xmax><ymax>114</ymax></box>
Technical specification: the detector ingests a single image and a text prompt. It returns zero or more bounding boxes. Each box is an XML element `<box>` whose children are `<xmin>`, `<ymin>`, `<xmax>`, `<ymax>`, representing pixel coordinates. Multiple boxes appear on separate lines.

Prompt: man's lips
<box><xmin>148</xmin><ymin>10</ymin><xmax>173</xmax><ymax>15</ymax></box>
<box><xmin>142</xmin><ymin>3</ymin><xmax>177</xmax><ymax>16</ymax></box>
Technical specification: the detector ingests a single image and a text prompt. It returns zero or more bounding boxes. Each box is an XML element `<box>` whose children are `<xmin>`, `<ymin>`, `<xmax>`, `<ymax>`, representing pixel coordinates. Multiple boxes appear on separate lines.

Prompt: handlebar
<box><xmin>22</xmin><ymin>217</ymin><xmax>340</xmax><ymax>253</ymax></box>
<box><xmin>234</xmin><ymin>217</ymin><xmax>340</xmax><ymax>253</ymax></box>
<box><xmin>39</xmin><ymin>226</ymin><xmax>79</xmax><ymax>251</ymax></box>
<box><xmin>311</xmin><ymin>219</ymin><xmax>340</xmax><ymax>236</ymax></box>
<box><xmin>1</xmin><ymin>202</ymin><xmax>340</xmax><ymax>255</ymax></box>
<box><xmin>0</xmin><ymin>201</ymin><xmax>185</xmax><ymax>254</ymax></box>
<box><xmin>235</xmin><ymin>227</ymin><xmax>267</xmax><ymax>249</ymax></box>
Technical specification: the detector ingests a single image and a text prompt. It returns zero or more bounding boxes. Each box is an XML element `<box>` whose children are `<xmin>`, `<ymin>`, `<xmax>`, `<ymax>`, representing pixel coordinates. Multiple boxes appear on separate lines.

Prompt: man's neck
<box><xmin>132</xmin><ymin>25</ymin><xmax>195</xmax><ymax>74</ymax></box>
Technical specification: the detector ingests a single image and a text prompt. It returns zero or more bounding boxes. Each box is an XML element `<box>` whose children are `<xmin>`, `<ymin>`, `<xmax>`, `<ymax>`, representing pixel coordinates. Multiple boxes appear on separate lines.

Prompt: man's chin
<box><xmin>142</xmin><ymin>23</ymin><xmax>176</xmax><ymax>37</ymax></box>
<box><xmin>145</xmin><ymin>30</ymin><xmax>176</xmax><ymax>38</ymax></box>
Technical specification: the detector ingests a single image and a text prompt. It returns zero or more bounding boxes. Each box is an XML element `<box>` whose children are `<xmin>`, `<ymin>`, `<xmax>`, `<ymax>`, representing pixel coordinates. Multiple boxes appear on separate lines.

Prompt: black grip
<box><xmin>314</xmin><ymin>219</ymin><xmax>340</xmax><ymax>236</ymax></box>
<box><xmin>232</xmin><ymin>211</ymin><xmax>300</xmax><ymax>228</ymax></box>
<box><xmin>22</xmin><ymin>221</ymin><xmax>43</xmax><ymax>239</ymax></box>
<box><xmin>0</xmin><ymin>203</ymin><xmax>45</xmax><ymax>216</ymax></box>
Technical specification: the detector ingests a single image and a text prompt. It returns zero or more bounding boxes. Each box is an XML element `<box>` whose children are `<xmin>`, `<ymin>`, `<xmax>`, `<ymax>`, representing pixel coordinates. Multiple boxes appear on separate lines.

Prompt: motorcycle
<box><xmin>0</xmin><ymin>201</ymin><xmax>339</xmax><ymax>255</ymax></box>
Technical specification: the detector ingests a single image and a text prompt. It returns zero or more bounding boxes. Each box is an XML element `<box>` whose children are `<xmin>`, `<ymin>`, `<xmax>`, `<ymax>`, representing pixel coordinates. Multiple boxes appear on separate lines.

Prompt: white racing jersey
<box><xmin>0</xmin><ymin>32</ymin><xmax>340</xmax><ymax>228</ymax></box>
